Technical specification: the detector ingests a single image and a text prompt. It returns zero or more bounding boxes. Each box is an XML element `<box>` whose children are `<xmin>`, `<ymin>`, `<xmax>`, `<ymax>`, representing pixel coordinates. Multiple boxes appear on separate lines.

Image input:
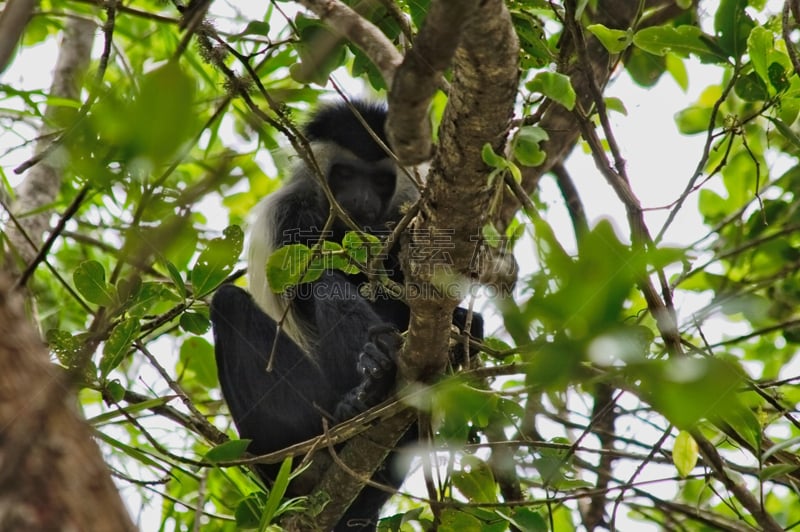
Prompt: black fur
<box><xmin>210</xmin><ymin>101</ymin><xmax>482</xmax><ymax>531</ymax></box>
<box><xmin>304</xmin><ymin>101</ymin><xmax>390</xmax><ymax>162</ymax></box>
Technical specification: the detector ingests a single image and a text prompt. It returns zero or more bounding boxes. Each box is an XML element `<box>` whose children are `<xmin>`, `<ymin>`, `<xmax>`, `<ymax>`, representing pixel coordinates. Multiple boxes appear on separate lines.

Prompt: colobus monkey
<box><xmin>248</xmin><ymin>101</ymin><xmax>418</xmax><ymax>355</ymax></box>
<box><xmin>210</xmin><ymin>101</ymin><xmax>482</xmax><ymax>531</ymax></box>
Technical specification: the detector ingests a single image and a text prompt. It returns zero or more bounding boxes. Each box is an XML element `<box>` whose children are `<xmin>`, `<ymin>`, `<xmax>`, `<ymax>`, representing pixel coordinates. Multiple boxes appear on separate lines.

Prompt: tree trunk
<box><xmin>0</xmin><ymin>275</ymin><xmax>136</xmax><ymax>531</ymax></box>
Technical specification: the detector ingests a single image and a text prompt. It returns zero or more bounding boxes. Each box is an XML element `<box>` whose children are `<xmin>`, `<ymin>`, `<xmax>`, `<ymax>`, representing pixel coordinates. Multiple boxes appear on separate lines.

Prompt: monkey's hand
<box><xmin>334</xmin><ymin>326</ymin><xmax>402</xmax><ymax>422</ymax></box>
<box><xmin>358</xmin><ymin>325</ymin><xmax>402</xmax><ymax>383</ymax></box>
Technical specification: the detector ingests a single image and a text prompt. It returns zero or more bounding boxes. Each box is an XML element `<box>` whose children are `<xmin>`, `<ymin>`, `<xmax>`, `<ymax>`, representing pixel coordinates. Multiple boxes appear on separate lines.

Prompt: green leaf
<box><xmin>734</xmin><ymin>72</ymin><xmax>768</xmax><ymax>101</ymax></box>
<box><xmin>507</xmin><ymin>508</ymin><xmax>548</xmax><ymax>532</ymax></box>
<box><xmin>100</xmin><ymin>318</ymin><xmax>140</xmax><ymax>378</ymax></box>
<box><xmin>719</xmin><ymin>398</ymin><xmax>762</xmax><ymax>450</ymax></box>
<box><xmin>674</xmin><ymin>106</ymin><xmax>714</xmax><ymax>135</ymax></box>
<box><xmin>266</xmin><ymin>243</ymin><xmax>323</xmax><ymax>292</ymax></box>
<box><xmin>179</xmin><ymin>310</ymin><xmax>210</xmax><ymax>335</ymax></box>
<box><xmin>762</xmin><ymin>435</ymin><xmax>800</xmax><ymax>461</ymax></box>
<box><xmin>758</xmin><ymin>464</ymin><xmax>800</xmax><ymax>480</ymax></box>
<box><xmin>95</xmin><ymin>62</ymin><xmax>198</xmax><ymax>164</ymax></box>
<box><xmin>481</xmin><ymin>143</ymin><xmax>506</xmax><ymax>169</ymax></box>
<box><xmin>604</xmin><ymin>96</ymin><xmax>628</xmax><ymax>115</ymax></box>
<box><xmin>587</xmin><ymin>325</ymin><xmax>653</xmax><ymax>365</ymax></box>
<box><xmin>439</xmin><ymin>508</ymin><xmax>484</xmax><ymax>531</ymax></box>
<box><xmin>127</xmin><ymin>282</ymin><xmax>180</xmax><ymax>318</ymax></box>
<box><xmin>47</xmin><ymin>329</ymin><xmax>83</xmax><ymax>368</ymax></box>
<box><xmin>481</xmin><ymin>223</ymin><xmax>502</xmax><ymax>245</ymax></box>
<box><xmin>191</xmin><ymin>225</ymin><xmax>244</xmax><ymax>297</ymax></box>
<box><xmin>586</xmin><ymin>24</ymin><xmax>632</xmax><ymax>54</ymax></box>
<box><xmin>240</xmin><ymin>20</ymin><xmax>270</xmax><ymax>37</ymax></box>
<box><xmin>291</xmin><ymin>15</ymin><xmax>347</xmax><ymax>85</ymax></box>
<box><xmin>435</xmin><ymin>381</ymin><xmax>498</xmax><ymax>441</ymax></box>
<box><xmin>482</xmin><ymin>144</ymin><xmax>522</xmax><ymax>181</ymax></box>
<box><xmin>637</xmin><ymin>357</ymin><xmax>749</xmax><ymax>430</ymax></box>
<box><xmin>88</xmin><ymin>395</ymin><xmax>175</xmax><ymax>425</ymax></box>
<box><xmin>768</xmin><ymin>61</ymin><xmax>790</xmax><ymax>92</ymax></box>
<box><xmin>513</xmin><ymin>12</ymin><xmax>552</xmax><ymax>69</ymax></box>
<box><xmin>116</xmin><ymin>275</ymin><xmax>141</xmax><ymax>307</ymax></box>
<box><xmin>673</xmin><ymin>430</ymin><xmax>699</xmax><ymax>477</ymax></box>
<box><xmin>526</xmin><ymin>72</ymin><xmax>576</xmax><ymax>110</ymax></box>
<box><xmin>95</xmin><ymin>430</ymin><xmax>169</xmax><ymax>472</ymax></box>
<box><xmin>633</xmin><ymin>25</ymin><xmax>724</xmax><ymax>62</ymax></box>
<box><xmin>179</xmin><ymin>336</ymin><xmax>217</xmax><ymax>388</ymax></box>
<box><xmin>513</xmin><ymin>126</ymin><xmax>549</xmax><ymax>167</ymax></box>
<box><xmin>482</xmin><ymin>336</ymin><xmax>512</xmax><ymax>353</ymax></box>
<box><xmin>262</xmin><ymin>457</ymin><xmax>293</xmax><ymax>525</ymax></box>
<box><xmin>714</xmin><ymin>0</ymin><xmax>755</xmax><ymax>58</ymax></box>
<box><xmin>341</xmin><ymin>232</ymin><xmax>383</xmax><ymax>272</ymax></box>
<box><xmin>234</xmin><ymin>493</ymin><xmax>265</xmax><ymax>529</ymax></box>
<box><xmin>74</xmin><ymin>260</ymin><xmax>115</xmax><ymax>307</ymax></box>
<box><xmin>529</xmin><ymin>220</ymin><xmax>640</xmax><ymax>337</ymax></box>
<box><xmin>163</xmin><ymin>260</ymin><xmax>187</xmax><ymax>298</ymax></box>
<box><xmin>451</xmin><ymin>456</ymin><xmax>497</xmax><ymax>504</ymax></box>
<box><xmin>624</xmin><ymin>46</ymin><xmax>666</xmax><ymax>87</ymax></box>
<box><xmin>106</xmin><ymin>380</ymin><xmax>126</xmax><ymax>402</ymax></box>
<box><xmin>747</xmin><ymin>26</ymin><xmax>772</xmax><ymax>85</ymax></box>
<box><xmin>205</xmin><ymin>439</ymin><xmax>251</xmax><ymax>462</ymax></box>
<box><xmin>698</xmin><ymin>189</ymin><xmax>729</xmax><ymax>221</ymax></box>
<box><xmin>320</xmin><ymin>239</ymin><xmax>353</xmax><ymax>272</ymax></box>
<box><xmin>665</xmin><ymin>53</ymin><xmax>689</xmax><ymax>91</ymax></box>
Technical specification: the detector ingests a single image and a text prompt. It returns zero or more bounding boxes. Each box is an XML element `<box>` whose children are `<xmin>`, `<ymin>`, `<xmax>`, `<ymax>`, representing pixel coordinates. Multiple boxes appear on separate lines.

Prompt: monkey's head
<box><xmin>304</xmin><ymin>101</ymin><xmax>399</xmax><ymax>228</ymax></box>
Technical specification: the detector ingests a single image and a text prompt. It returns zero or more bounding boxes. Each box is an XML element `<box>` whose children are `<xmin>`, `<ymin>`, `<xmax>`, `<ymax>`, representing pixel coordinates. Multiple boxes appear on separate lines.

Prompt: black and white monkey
<box><xmin>210</xmin><ymin>100</ymin><xmax>482</xmax><ymax>531</ymax></box>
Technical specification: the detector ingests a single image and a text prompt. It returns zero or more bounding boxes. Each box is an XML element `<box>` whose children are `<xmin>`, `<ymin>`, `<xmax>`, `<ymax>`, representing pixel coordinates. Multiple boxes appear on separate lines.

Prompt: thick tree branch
<box><xmin>0</xmin><ymin>275</ymin><xmax>136</xmax><ymax>531</ymax></box>
<box><xmin>402</xmin><ymin>0</ymin><xmax>518</xmax><ymax>381</ymax></box>
<box><xmin>296</xmin><ymin>0</ymin><xmax>402</xmax><ymax>86</ymax></box>
<box><xmin>0</xmin><ymin>0</ymin><xmax>35</xmax><ymax>75</ymax></box>
<box><xmin>387</xmin><ymin>0</ymin><xmax>480</xmax><ymax>164</ymax></box>
<box><xmin>311</xmin><ymin>410</ymin><xmax>416</xmax><ymax>531</ymax></box>
<box><xmin>6</xmin><ymin>17</ymin><xmax>94</xmax><ymax>266</ymax></box>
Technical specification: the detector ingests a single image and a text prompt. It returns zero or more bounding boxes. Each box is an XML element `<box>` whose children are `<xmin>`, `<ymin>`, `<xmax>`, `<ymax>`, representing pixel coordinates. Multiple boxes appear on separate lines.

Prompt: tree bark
<box><xmin>7</xmin><ymin>17</ymin><xmax>94</xmax><ymax>267</ymax></box>
<box><xmin>0</xmin><ymin>274</ymin><xmax>136</xmax><ymax>531</ymax></box>
<box><xmin>402</xmin><ymin>0</ymin><xmax>519</xmax><ymax>381</ymax></box>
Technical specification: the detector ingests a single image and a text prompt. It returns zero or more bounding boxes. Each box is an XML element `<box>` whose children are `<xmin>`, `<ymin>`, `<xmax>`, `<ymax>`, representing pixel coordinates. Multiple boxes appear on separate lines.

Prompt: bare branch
<box><xmin>296</xmin><ymin>0</ymin><xmax>402</xmax><ymax>86</ymax></box>
<box><xmin>499</xmin><ymin>0</ymin><xmax>642</xmax><ymax>227</ymax></box>
<box><xmin>692</xmin><ymin>431</ymin><xmax>783</xmax><ymax>532</ymax></box>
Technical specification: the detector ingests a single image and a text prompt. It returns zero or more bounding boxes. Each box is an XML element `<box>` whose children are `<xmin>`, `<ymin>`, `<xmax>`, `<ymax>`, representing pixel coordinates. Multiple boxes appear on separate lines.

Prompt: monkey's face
<box><xmin>328</xmin><ymin>159</ymin><xmax>396</xmax><ymax>227</ymax></box>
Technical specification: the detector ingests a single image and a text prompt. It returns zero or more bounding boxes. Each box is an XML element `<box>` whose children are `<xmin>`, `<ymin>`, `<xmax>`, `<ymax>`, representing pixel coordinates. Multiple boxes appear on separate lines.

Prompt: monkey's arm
<box><xmin>305</xmin><ymin>271</ymin><xmax>403</xmax><ymax>416</ymax></box>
